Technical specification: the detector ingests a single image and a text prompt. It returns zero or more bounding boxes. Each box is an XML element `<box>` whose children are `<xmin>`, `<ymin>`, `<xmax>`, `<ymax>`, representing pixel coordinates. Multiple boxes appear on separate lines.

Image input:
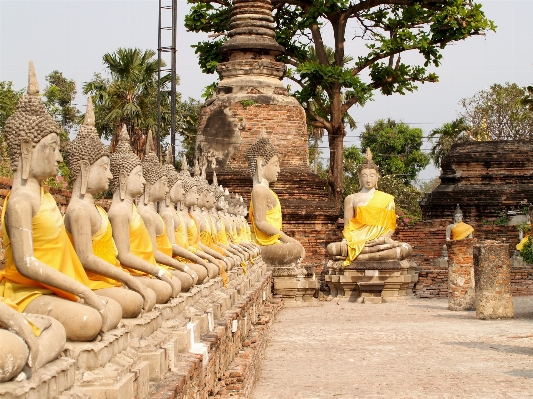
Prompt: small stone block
<box><xmin>80</xmin><ymin>372</ymin><xmax>134</xmax><ymax>399</ymax></box>
<box><xmin>139</xmin><ymin>349</ymin><xmax>166</xmax><ymax>381</ymax></box>
<box><xmin>132</xmin><ymin>361</ymin><xmax>150</xmax><ymax>399</ymax></box>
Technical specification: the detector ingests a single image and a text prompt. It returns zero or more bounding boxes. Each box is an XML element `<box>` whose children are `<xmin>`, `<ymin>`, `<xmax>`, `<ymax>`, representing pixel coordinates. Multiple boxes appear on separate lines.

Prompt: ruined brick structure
<box><xmin>195</xmin><ymin>0</ymin><xmax>338</xmax><ymax>268</ymax></box>
<box><xmin>394</xmin><ymin>140</ymin><xmax>533</xmax><ymax>298</ymax></box>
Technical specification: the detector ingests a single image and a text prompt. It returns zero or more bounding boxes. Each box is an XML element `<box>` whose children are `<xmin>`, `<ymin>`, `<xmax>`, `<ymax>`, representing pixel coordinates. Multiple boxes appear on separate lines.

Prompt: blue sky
<box><xmin>1</xmin><ymin>0</ymin><xmax>532</xmax><ymax>181</ymax></box>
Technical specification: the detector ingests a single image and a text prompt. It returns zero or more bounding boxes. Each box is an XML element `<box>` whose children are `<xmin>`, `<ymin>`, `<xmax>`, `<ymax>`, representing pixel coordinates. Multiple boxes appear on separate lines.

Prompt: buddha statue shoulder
<box><xmin>0</xmin><ymin>62</ymin><xmax>121</xmax><ymax>342</ymax></box>
<box><xmin>446</xmin><ymin>205</ymin><xmax>474</xmax><ymax>241</ymax></box>
<box><xmin>246</xmin><ymin>137</ymin><xmax>305</xmax><ymax>266</ymax></box>
<box><xmin>64</xmin><ymin>98</ymin><xmax>156</xmax><ymax>317</ymax></box>
<box><xmin>108</xmin><ymin>125</ymin><xmax>178</xmax><ymax>302</ymax></box>
<box><xmin>327</xmin><ymin>148</ymin><xmax>412</xmax><ymax>265</ymax></box>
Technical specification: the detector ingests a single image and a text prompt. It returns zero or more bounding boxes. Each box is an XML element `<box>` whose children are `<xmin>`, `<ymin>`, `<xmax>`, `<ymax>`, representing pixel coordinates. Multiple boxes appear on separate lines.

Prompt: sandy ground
<box><xmin>251</xmin><ymin>296</ymin><xmax>533</xmax><ymax>399</ymax></box>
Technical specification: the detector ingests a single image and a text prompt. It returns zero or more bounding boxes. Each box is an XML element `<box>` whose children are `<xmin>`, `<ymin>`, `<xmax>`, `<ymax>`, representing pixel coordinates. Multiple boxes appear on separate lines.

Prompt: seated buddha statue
<box><xmin>0</xmin><ymin>300</ymin><xmax>65</xmax><ymax>382</ymax></box>
<box><xmin>64</xmin><ymin>98</ymin><xmax>156</xmax><ymax>318</ymax></box>
<box><xmin>159</xmin><ymin>149</ymin><xmax>214</xmax><ymax>283</ymax></box>
<box><xmin>108</xmin><ymin>126</ymin><xmax>179</xmax><ymax>303</ymax></box>
<box><xmin>207</xmin><ymin>177</ymin><xmax>250</xmax><ymax>266</ymax></box>
<box><xmin>137</xmin><ymin>133</ymin><xmax>198</xmax><ymax>291</ymax></box>
<box><xmin>175</xmin><ymin>169</ymin><xmax>225</xmax><ymax>279</ymax></box>
<box><xmin>0</xmin><ymin>62</ymin><xmax>122</xmax><ymax>341</ymax></box>
<box><xmin>246</xmin><ymin>137</ymin><xmax>305</xmax><ymax>266</ymax></box>
<box><xmin>191</xmin><ymin>170</ymin><xmax>239</xmax><ymax>271</ymax></box>
<box><xmin>326</xmin><ymin>148</ymin><xmax>412</xmax><ymax>265</ymax></box>
<box><xmin>446</xmin><ymin>205</ymin><xmax>474</xmax><ymax>241</ymax></box>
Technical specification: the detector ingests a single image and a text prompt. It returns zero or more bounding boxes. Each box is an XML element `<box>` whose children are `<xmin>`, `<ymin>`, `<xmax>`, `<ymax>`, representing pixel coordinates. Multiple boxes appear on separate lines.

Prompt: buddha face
<box><xmin>170</xmin><ymin>179</ymin><xmax>185</xmax><ymax>204</ymax></box>
<box><xmin>359</xmin><ymin>168</ymin><xmax>378</xmax><ymax>190</ymax></box>
<box><xmin>184</xmin><ymin>186</ymin><xmax>199</xmax><ymax>208</ymax></box>
<box><xmin>126</xmin><ymin>165</ymin><xmax>146</xmax><ymax>197</ymax></box>
<box><xmin>454</xmin><ymin>213</ymin><xmax>463</xmax><ymax>223</ymax></box>
<box><xmin>261</xmin><ymin>155</ymin><xmax>280</xmax><ymax>183</ymax></box>
<box><xmin>150</xmin><ymin>175</ymin><xmax>168</xmax><ymax>203</ymax></box>
<box><xmin>206</xmin><ymin>191</ymin><xmax>216</xmax><ymax>210</ymax></box>
<box><xmin>198</xmin><ymin>189</ymin><xmax>209</xmax><ymax>209</ymax></box>
<box><xmin>30</xmin><ymin>133</ymin><xmax>62</xmax><ymax>181</ymax></box>
<box><xmin>216</xmin><ymin>196</ymin><xmax>225</xmax><ymax>211</ymax></box>
<box><xmin>87</xmin><ymin>156</ymin><xmax>113</xmax><ymax>194</ymax></box>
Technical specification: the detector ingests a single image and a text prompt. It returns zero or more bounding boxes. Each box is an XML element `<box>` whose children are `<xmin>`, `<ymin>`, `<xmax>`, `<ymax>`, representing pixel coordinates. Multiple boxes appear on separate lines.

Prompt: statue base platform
<box><xmin>268</xmin><ymin>264</ymin><xmax>318</xmax><ymax>301</ymax></box>
<box><xmin>0</xmin><ymin>257</ymin><xmax>279</xmax><ymax>399</ymax></box>
<box><xmin>325</xmin><ymin>259</ymin><xmax>419</xmax><ymax>304</ymax></box>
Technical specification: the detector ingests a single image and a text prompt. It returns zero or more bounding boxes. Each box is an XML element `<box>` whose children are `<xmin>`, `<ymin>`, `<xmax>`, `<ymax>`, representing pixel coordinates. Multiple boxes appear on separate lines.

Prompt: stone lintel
<box><xmin>343</xmin><ymin>260</ymin><xmax>403</xmax><ymax>271</ymax></box>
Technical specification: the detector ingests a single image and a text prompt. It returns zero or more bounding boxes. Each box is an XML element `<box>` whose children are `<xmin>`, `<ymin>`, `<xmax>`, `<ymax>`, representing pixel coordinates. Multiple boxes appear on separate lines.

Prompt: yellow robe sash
<box><xmin>187</xmin><ymin>214</ymin><xmax>201</xmax><ymax>251</ymax></box>
<box><xmin>76</xmin><ymin>205</ymin><xmax>123</xmax><ymax>286</ymax></box>
<box><xmin>249</xmin><ymin>190</ymin><xmax>282</xmax><ymax>246</ymax></box>
<box><xmin>217</xmin><ymin>216</ymin><xmax>229</xmax><ymax>245</ymax></box>
<box><xmin>156</xmin><ymin>215</ymin><xmax>174</xmax><ymax>258</ymax></box>
<box><xmin>342</xmin><ymin>190</ymin><xmax>396</xmax><ymax>266</ymax></box>
<box><xmin>173</xmin><ymin>212</ymin><xmax>192</xmax><ymax>263</ymax></box>
<box><xmin>0</xmin><ymin>189</ymin><xmax>115</xmax><ymax>312</ymax></box>
<box><xmin>124</xmin><ymin>204</ymin><xmax>156</xmax><ymax>276</ymax></box>
<box><xmin>451</xmin><ymin>221</ymin><xmax>474</xmax><ymax>241</ymax></box>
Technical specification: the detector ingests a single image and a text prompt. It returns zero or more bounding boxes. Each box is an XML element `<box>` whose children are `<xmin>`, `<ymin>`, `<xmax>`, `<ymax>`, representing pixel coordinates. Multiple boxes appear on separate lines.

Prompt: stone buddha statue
<box><xmin>190</xmin><ymin>174</ymin><xmax>237</xmax><ymax>272</ymax></box>
<box><xmin>0</xmin><ymin>301</ymin><xmax>65</xmax><ymax>382</ymax></box>
<box><xmin>0</xmin><ymin>62</ymin><xmax>122</xmax><ymax>341</ymax></box>
<box><xmin>446</xmin><ymin>204</ymin><xmax>474</xmax><ymax>241</ymax></box>
<box><xmin>174</xmin><ymin>166</ymin><xmax>225</xmax><ymax>279</ymax></box>
<box><xmin>108</xmin><ymin>125</ymin><xmax>179</xmax><ymax>303</ymax></box>
<box><xmin>159</xmin><ymin>148</ymin><xmax>214</xmax><ymax>283</ymax></box>
<box><xmin>64</xmin><ymin>98</ymin><xmax>156</xmax><ymax>318</ymax></box>
<box><xmin>247</xmin><ymin>137</ymin><xmax>305</xmax><ymax>266</ymax></box>
<box><xmin>326</xmin><ymin>148</ymin><xmax>412</xmax><ymax>265</ymax></box>
<box><xmin>137</xmin><ymin>134</ymin><xmax>198</xmax><ymax>291</ymax></box>
<box><xmin>208</xmin><ymin>176</ymin><xmax>249</xmax><ymax>262</ymax></box>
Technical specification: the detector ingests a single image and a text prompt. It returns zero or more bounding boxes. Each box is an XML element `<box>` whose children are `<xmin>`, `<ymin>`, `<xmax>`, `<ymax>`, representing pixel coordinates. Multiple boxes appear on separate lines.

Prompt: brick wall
<box><xmin>394</xmin><ymin>219</ymin><xmax>533</xmax><ymax>298</ymax></box>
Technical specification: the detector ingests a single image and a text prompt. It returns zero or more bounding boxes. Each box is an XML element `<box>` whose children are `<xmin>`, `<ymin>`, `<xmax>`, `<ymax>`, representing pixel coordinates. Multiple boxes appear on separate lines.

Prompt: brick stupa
<box><xmin>195</xmin><ymin>0</ymin><xmax>338</xmax><ymax>268</ymax></box>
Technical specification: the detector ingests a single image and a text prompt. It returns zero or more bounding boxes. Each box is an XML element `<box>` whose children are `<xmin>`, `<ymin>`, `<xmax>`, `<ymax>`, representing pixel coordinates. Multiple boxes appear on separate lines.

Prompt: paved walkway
<box><xmin>251</xmin><ymin>297</ymin><xmax>533</xmax><ymax>399</ymax></box>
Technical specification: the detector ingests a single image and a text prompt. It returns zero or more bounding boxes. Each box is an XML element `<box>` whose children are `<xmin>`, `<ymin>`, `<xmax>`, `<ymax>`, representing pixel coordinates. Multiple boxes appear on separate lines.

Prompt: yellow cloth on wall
<box><xmin>517</xmin><ymin>235</ymin><xmax>530</xmax><ymax>251</ymax></box>
<box><xmin>249</xmin><ymin>190</ymin><xmax>282</xmax><ymax>246</ymax></box>
<box><xmin>342</xmin><ymin>190</ymin><xmax>396</xmax><ymax>266</ymax></box>
<box><xmin>451</xmin><ymin>221</ymin><xmax>474</xmax><ymax>241</ymax></box>
<box><xmin>0</xmin><ymin>189</ymin><xmax>115</xmax><ymax>312</ymax></box>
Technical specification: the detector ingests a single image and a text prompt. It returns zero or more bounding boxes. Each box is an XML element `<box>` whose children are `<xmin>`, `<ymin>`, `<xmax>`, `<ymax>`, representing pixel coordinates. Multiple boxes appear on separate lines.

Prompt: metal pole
<box><xmin>156</xmin><ymin>0</ymin><xmax>162</xmax><ymax>158</ymax></box>
<box><xmin>170</xmin><ymin>0</ymin><xmax>177</xmax><ymax>165</ymax></box>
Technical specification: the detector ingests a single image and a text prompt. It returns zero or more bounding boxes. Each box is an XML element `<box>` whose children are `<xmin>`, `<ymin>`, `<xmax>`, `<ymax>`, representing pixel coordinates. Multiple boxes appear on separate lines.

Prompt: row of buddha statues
<box><xmin>0</xmin><ymin>63</ymin><xmax>262</xmax><ymax>383</ymax></box>
<box><xmin>0</xmin><ymin>62</ymin><xmax>475</xmax><ymax>385</ymax></box>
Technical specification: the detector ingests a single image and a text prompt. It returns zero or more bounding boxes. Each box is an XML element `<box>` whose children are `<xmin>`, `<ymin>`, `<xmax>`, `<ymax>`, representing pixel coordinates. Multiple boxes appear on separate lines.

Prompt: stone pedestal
<box><xmin>325</xmin><ymin>260</ymin><xmax>418</xmax><ymax>304</ymax></box>
<box><xmin>447</xmin><ymin>238</ymin><xmax>476</xmax><ymax>311</ymax></box>
<box><xmin>473</xmin><ymin>241</ymin><xmax>514</xmax><ymax>319</ymax></box>
<box><xmin>269</xmin><ymin>264</ymin><xmax>318</xmax><ymax>301</ymax></box>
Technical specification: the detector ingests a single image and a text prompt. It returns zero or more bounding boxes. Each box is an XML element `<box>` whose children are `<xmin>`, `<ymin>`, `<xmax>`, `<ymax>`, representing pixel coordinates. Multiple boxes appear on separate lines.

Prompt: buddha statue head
<box><xmin>246</xmin><ymin>137</ymin><xmax>279</xmax><ymax>185</ymax></box>
<box><xmin>141</xmin><ymin>132</ymin><xmax>168</xmax><ymax>204</ymax></box>
<box><xmin>162</xmin><ymin>146</ymin><xmax>181</xmax><ymax>205</ymax></box>
<box><xmin>357</xmin><ymin>147</ymin><xmax>379</xmax><ymax>191</ymax></box>
<box><xmin>4</xmin><ymin>61</ymin><xmax>63</xmax><ymax>182</ymax></box>
<box><xmin>454</xmin><ymin>204</ymin><xmax>463</xmax><ymax>223</ymax></box>
<box><xmin>110</xmin><ymin>125</ymin><xmax>144</xmax><ymax>200</ymax></box>
<box><xmin>182</xmin><ymin>174</ymin><xmax>202</xmax><ymax>209</ymax></box>
<box><xmin>66</xmin><ymin>98</ymin><xmax>111</xmax><ymax>195</ymax></box>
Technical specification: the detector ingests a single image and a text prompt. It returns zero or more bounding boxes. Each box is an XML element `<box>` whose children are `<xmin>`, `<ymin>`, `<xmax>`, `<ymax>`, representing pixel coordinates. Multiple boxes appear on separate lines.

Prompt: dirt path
<box><xmin>251</xmin><ymin>297</ymin><xmax>533</xmax><ymax>399</ymax></box>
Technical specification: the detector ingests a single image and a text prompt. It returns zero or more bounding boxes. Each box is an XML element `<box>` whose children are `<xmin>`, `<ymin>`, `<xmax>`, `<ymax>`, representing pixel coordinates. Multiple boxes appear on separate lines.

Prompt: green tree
<box><xmin>428</xmin><ymin>117</ymin><xmax>469</xmax><ymax>167</ymax></box>
<box><xmin>0</xmin><ymin>81</ymin><xmax>23</xmax><ymax>177</ymax></box>
<box><xmin>176</xmin><ymin>97</ymin><xmax>202</xmax><ymax>166</ymax></box>
<box><xmin>186</xmin><ymin>0</ymin><xmax>495</xmax><ymax>208</ymax></box>
<box><xmin>430</xmin><ymin>83</ymin><xmax>533</xmax><ymax>166</ymax></box>
<box><xmin>83</xmin><ymin>48</ymin><xmax>175</xmax><ymax>155</ymax></box>
<box><xmin>360</xmin><ymin>119</ymin><xmax>429</xmax><ymax>184</ymax></box>
<box><xmin>43</xmin><ymin>71</ymin><xmax>80</xmax><ymax>136</ymax></box>
<box><xmin>460</xmin><ymin>83</ymin><xmax>533</xmax><ymax>140</ymax></box>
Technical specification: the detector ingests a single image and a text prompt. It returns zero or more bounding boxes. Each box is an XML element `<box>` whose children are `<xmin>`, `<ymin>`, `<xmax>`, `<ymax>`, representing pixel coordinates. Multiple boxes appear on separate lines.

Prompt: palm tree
<box><xmin>428</xmin><ymin>118</ymin><xmax>471</xmax><ymax>168</ymax></box>
<box><xmin>83</xmin><ymin>48</ymin><xmax>174</xmax><ymax>156</ymax></box>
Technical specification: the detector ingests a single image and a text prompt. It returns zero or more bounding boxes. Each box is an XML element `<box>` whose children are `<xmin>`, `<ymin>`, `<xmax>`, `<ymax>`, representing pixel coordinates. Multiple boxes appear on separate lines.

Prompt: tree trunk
<box><xmin>328</xmin><ymin>124</ymin><xmax>345</xmax><ymax>211</ymax></box>
<box><xmin>313</xmin><ymin>127</ymin><xmax>318</xmax><ymax>174</ymax></box>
